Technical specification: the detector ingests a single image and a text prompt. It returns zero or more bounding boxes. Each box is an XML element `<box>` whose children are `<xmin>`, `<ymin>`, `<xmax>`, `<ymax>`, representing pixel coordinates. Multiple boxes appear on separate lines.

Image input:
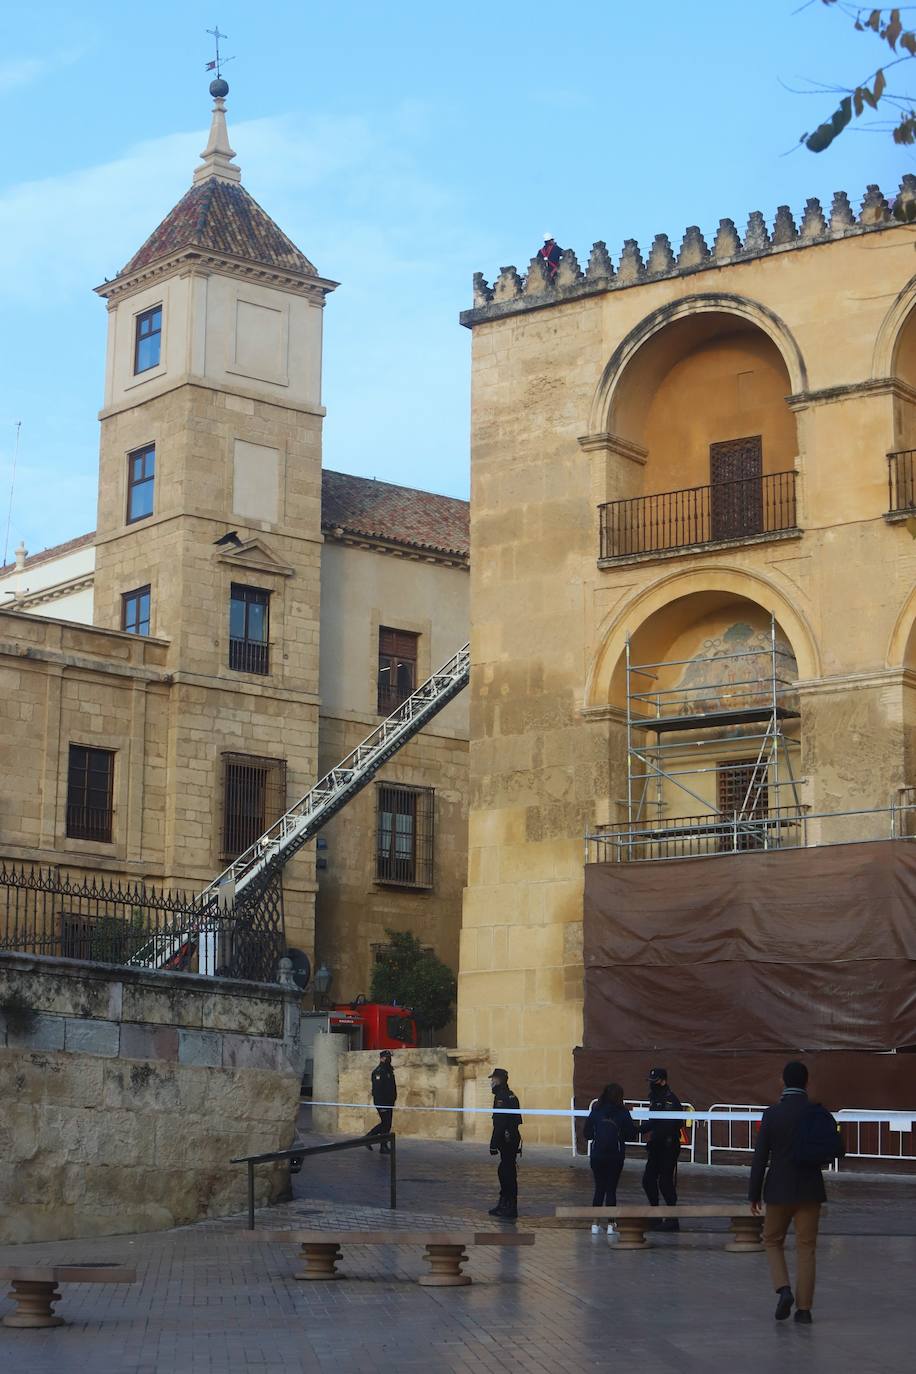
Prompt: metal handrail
<box><xmin>587</xmin><ymin>800</ymin><xmax>916</xmax><ymax>863</ymax></box>
<box><xmin>232</xmin><ymin>1133</ymin><xmax>397</xmax><ymax>1228</ymax></box>
<box><xmin>599</xmin><ymin>470</ymin><xmax>798</xmax><ymax>560</ymax></box>
<box><xmin>887</xmin><ymin>449</ymin><xmax>916</xmax><ymax>513</ymax></box>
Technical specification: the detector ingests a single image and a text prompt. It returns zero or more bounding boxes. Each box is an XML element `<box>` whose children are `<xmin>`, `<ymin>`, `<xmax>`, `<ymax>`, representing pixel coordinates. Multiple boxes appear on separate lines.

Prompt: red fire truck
<box><xmin>330</xmin><ymin>999</ymin><xmax>418</xmax><ymax>1050</ymax></box>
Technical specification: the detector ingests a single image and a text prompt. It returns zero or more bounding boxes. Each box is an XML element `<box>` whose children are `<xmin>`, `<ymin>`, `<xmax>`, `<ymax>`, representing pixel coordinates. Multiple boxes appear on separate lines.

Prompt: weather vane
<box><xmin>205</xmin><ymin>26</ymin><xmax>235</xmax><ymax>81</ymax></box>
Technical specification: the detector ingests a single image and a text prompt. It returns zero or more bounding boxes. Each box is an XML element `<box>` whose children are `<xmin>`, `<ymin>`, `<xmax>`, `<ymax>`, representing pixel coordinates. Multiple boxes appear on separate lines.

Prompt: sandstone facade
<box><xmin>459</xmin><ymin>187</ymin><xmax>916</xmax><ymax>1139</ymax></box>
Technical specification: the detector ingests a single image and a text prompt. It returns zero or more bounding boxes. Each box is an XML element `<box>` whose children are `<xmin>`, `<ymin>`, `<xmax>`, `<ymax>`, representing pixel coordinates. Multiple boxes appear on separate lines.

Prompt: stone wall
<box><xmin>335</xmin><ymin>1048</ymin><xmax>490</xmax><ymax>1141</ymax></box>
<box><xmin>0</xmin><ymin>952</ymin><xmax>305</xmax><ymax>1244</ymax></box>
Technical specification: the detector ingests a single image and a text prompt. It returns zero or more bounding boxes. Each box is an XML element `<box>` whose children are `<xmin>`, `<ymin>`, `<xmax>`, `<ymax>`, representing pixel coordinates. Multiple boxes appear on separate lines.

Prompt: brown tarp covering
<box><xmin>576</xmin><ymin>841</ymin><xmax>916</xmax><ymax>1112</ymax></box>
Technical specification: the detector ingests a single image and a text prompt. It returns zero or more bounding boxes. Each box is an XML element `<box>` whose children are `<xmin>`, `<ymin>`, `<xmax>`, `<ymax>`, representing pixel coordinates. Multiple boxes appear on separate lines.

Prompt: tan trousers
<box><xmin>763</xmin><ymin>1202</ymin><xmax>822</xmax><ymax>1310</ymax></box>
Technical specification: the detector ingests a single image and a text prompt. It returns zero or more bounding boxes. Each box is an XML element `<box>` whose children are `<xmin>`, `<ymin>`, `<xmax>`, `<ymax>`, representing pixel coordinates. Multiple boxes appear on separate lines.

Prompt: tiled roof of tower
<box><xmin>321</xmin><ymin>471</ymin><xmax>469</xmax><ymax>558</ymax></box>
<box><xmin>116</xmin><ymin>179</ymin><xmax>317</xmax><ymax>279</ymax></box>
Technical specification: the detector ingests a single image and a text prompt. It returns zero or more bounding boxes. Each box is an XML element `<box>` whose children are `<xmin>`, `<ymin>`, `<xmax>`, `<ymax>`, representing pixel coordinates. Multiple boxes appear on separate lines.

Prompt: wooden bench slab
<box><xmin>555</xmin><ymin>1205</ymin><xmax>763</xmax><ymax>1254</ymax></box>
<box><xmin>246</xmin><ymin>1227</ymin><xmax>534</xmax><ymax>1285</ymax></box>
<box><xmin>0</xmin><ymin>1264</ymin><xmax>136</xmax><ymax>1328</ymax></box>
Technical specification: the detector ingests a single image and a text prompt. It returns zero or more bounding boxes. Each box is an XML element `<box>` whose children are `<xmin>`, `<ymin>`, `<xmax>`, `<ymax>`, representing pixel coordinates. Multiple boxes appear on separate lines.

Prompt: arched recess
<box><xmin>874</xmin><ymin>276</ymin><xmax>916</xmax><ymax>453</ymax></box>
<box><xmin>886</xmin><ymin>583</ymin><xmax>916</xmax><ymax>667</ymax></box>
<box><xmin>585</xmin><ymin>564</ymin><xmax>820</xmax><ymax>711</ymax></box>
<box><xmin>588</xmin><ymin>292</ymin><xmax>808</xmax><ymax>438</ymax></box>
<box><xmin>872</xmin><ymin>272</ymin><xmax>916</xmax><ymax>379</ymax></box>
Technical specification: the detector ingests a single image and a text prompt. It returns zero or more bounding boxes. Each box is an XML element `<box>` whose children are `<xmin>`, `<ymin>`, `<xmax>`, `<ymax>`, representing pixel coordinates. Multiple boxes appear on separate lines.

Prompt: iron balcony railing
<box><xmin>586</xmin><ymin>800</ymin><xmax>916</xmax><ymax>863</ymax></box>
<box><xmin>888</xmin><ymin>449</ymin><xmax>916</xmax><ymax>513</ymax></box>
<box><xmin>229</xmin><ymin>637</ymin><xmax>270</xmax><ymax>675</ymax></box>
<box><xmin>599</xmin><ymin>470</ymin><xmax>798</xmax><ymax>560</ymax></box>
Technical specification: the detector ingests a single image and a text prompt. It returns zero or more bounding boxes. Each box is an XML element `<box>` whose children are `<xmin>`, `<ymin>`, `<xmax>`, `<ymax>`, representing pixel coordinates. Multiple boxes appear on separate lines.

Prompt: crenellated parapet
<box><xmin>461</xmin><ymin>182</ymin><xmax>916</xmax><ymax>327</ymax></box>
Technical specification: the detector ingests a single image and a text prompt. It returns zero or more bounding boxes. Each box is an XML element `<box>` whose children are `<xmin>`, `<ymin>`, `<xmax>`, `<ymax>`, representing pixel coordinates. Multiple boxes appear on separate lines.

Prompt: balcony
<box><xmin>229</xmin><ymin>637</ymin><xmax>270</xmax><ymax>675</ymax></box>
<box><xmin>888</xmin><ymin>449</ymin><xmax>916</xmax><ymax>514</ymax></box>
<box><xmin>598</xmin><ymin>470</ymin><xmax>799</xmax><ymax>564</ymax></box>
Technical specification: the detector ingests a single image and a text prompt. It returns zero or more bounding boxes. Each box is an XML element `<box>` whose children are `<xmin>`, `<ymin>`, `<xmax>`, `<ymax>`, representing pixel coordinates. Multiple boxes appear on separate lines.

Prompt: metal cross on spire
<box><xmin>205</xmin><ymin>25</ymin><xmax>235</xmax><ymax>79</ymax></box>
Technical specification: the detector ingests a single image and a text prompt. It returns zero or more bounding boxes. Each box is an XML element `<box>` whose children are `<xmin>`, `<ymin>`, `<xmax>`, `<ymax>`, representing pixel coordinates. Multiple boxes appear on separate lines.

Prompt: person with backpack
<box><xmin>583</xmin><ymin>1083</ymin><xmax>637</xmax><ymax>1233</ymax></box>
<box><xmin>748</xmin><ymin>1060</ymin><xmax>845</xmax><ymax>1324</ymax></box>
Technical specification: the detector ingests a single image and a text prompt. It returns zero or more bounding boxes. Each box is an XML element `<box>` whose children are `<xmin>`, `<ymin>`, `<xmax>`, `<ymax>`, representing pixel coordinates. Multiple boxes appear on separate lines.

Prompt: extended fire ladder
<box><xmin>199</xmin><ymin>641</ymin><xmax>470</xmax><ymax>909</ymax></box>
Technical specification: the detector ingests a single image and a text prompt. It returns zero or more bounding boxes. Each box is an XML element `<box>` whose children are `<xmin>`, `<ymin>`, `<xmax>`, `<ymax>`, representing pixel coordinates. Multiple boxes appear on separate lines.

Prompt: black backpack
<box><xmin>591</xmin><ymin>1111</ymin><xmax>623</xmax><ymax>1160</ymax></box>
<box><xmin>793</xmin><ymin>1103</ymin><xmax>845</xmax><ymax>1167</ymax></box>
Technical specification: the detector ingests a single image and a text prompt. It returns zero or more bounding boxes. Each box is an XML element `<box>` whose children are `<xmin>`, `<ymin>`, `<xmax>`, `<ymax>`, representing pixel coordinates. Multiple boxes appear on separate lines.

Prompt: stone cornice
<box><xmin>98</xmin><ymin>375</ymin><xmax>327</xmax><ymax>423</ymax></box>
<box><xmin>322</xmin><ymin>526</ymin><xmax>469</xmax><ymax>569</ymax></box>
<box><xmin>96</xmin><ymin>246</ymin><xmax>338</xmax><ymax>307</ymax></box>
<box><xmin>786</xmin><ymin>376</ymin><xmax>916</xmax><ymax>411</ymax></box>
<box><xmin>577</xmin><ymin>431</ymin><xmax>648</xmax><ymax>465</ymax></box>
<box><xmin>5</xmin><ymin>573</ymin><xmax>94</xmax><ymax>609</ymax></box>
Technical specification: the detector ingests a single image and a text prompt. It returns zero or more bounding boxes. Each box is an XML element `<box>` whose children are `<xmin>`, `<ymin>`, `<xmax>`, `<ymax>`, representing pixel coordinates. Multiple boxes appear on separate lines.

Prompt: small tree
<box><xmin>370</xmin><ymin>930</ymin><xmax>457</xmax><ymax>1035</ymax></box>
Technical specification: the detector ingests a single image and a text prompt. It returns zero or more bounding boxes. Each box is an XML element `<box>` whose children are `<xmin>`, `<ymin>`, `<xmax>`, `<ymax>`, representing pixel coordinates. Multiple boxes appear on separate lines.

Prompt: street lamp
<box><xmin>313</xmin><ymin>962</ymin><xmax>332</xmax><ymax>1009</ymax></box>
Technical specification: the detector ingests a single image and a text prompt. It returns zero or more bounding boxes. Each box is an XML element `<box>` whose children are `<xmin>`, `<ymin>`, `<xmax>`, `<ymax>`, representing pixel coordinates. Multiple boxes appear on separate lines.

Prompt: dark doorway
<box><xmin>709</xmin><ymin>436</ymin><xmax>763</xmax><ymax>541</ymax></box>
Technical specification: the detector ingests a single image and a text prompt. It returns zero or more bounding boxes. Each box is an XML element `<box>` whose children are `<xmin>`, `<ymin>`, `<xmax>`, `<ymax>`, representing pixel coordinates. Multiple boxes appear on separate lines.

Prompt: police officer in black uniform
<box><xmin>488</xmin><ymin>1067</ymin><xmax>522</xmax><ymax>1219</ymax></box>
<box><xmin>640</xmin><ymin>1066</ymin><xmax>684</xmax><ymax>1230</ymax></box>
<box><xmin>366</xmin><ymin>1049</ymin><xmax>396</xmax><ymax>1154</ymax></box>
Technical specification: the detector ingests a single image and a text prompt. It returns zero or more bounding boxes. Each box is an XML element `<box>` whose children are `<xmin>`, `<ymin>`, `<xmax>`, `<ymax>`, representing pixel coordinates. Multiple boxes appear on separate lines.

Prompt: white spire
<box><xmin>193</xmin><ymin>90</ymin><xmax>241</xmax><ymax>185</ymax></box>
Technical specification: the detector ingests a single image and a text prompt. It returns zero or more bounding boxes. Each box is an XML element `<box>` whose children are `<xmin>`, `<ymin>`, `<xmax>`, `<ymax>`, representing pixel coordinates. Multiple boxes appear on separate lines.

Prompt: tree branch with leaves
<box><xmin>802</xmin><ymin>3</ymin><xmax>916</xmax><ymax>154</ymax></box>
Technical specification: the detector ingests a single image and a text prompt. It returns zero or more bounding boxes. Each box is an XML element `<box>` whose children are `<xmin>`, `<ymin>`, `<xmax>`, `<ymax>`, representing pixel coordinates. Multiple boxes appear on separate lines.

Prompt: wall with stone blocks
<box><xmin>0</xmin><ymin>952</ymin><xmax>305</xmax><ymax>1244</ymax></box>
<box><xmin>336</xmin><ymin>1047</ymin><xmax>491</xmax><ymax>1141</ymax></box>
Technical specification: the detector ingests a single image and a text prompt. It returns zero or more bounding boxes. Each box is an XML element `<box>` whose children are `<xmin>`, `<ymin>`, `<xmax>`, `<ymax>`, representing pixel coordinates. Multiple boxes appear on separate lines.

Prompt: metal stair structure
<box><xmin>197</xmin><ymin>641</ymin><xmax>470</xmax><ymax>910</ymax></box>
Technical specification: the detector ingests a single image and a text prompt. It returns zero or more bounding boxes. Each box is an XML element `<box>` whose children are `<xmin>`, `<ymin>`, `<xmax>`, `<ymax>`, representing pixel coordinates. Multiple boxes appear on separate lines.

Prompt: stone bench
<box><xmin>555</xmin><ymin>1205</ymin><xmax>764</xmax><ymax>1252</ymax></box>
<box><xmin>250</xmin><ymin>1228</ymin><xmax>534</xmax><ymax>1286</ymax></box>
<box><xmin>0</xmin><ymin>1264</ymin><xmax>137</xmax><ymax>1328</ymax></box>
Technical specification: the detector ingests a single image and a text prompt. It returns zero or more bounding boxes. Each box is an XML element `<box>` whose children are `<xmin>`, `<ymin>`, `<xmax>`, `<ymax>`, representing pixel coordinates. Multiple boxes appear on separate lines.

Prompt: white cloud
<box><xmin>0</xmin><ymin>48</ymin><xmax>84</xmax><ymax>96</ymax></box>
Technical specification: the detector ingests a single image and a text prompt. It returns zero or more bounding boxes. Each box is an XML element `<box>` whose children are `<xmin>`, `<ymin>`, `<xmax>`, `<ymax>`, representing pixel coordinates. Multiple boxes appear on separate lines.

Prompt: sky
<box><xmin>0</xmin><ymin>0</ymin><xmax>911</xmax><ymax>556</ymax></box>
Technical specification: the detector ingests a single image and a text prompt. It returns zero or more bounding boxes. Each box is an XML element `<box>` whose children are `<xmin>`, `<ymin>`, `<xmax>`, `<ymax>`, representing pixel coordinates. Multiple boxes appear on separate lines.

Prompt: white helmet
<box><xmin>543</xmin><ymin>231</ymin><xmax>554</xmax><ymax>241</ymax></box>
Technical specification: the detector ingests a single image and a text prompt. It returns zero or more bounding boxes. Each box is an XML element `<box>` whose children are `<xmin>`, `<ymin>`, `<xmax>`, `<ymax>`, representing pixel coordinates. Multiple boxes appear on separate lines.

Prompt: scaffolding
<box><xmin>616</xmin><ymin>613</ymin><xmax>803</xmax><ymax>860</ymax></box>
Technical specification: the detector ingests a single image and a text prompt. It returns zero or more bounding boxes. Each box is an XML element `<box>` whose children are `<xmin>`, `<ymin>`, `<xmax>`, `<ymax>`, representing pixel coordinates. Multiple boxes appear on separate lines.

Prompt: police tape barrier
<box><xmin>308</xmin><ymin>1100</ymin><xmax>916</xmax><ymax>1129</ymax></box>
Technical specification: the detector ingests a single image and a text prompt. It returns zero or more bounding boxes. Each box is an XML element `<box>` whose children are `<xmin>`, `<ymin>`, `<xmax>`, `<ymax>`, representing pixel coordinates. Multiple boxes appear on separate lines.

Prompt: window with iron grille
<box><xmin>377</xmin><ymin>628</ymin><xmax>418</xmax><ymax>713</ymax></box>
<box><xmin>717</xmin><ymin>757</ymin><xmax>769</xmax><ymax>851</ymax></box>
<box><xmin>229</xmin><ymin>584</ymin><xmax>270</xmax><ymax>674</ymax></box>
<box><xmin>221</xmin><ymin>753</ymin><xmax>287</xmax><ymax>859</ymax></box>
<box><xmin>134</xmin><ymin>305</ymin><xmax>162</xmax><ymax>374</ymax></box>
<box><xmin>126</xmin><ymin>444</ymin><xmax>155</xmax><ymax>523</ymax></box>
<box><xmin>376</xmin><ymin>784</ymin><xmax>434</xmax><ymax>886</ymax></box>
<box><xmin>121</xmin><ymin>584</ymin><xmax>151</xmax><ymax>636</ymax></box>
<box><xmin>66</xmin><ymin>745</ymin><xmax>115</xmax><ymax>843</ymax></box>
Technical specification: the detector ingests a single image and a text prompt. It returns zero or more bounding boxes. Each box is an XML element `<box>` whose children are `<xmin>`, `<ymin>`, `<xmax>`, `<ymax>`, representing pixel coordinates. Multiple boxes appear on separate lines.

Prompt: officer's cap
<box><xmin>489</xmin><ymin>1067</ymin><xmax>508</xmax><ymax>1081</ymax></box>
<box><xmin>648</xmin><ymin>1066</ymin><xmax>668</xmax><ymax>1081</ymax></box>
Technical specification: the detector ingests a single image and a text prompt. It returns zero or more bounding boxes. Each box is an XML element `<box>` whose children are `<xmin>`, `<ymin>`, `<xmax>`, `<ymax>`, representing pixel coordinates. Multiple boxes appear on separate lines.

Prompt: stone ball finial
<box><xmin>209</xmin><ymin>77</ymin><xmax>229</xmax><ymax>99</ymax></box>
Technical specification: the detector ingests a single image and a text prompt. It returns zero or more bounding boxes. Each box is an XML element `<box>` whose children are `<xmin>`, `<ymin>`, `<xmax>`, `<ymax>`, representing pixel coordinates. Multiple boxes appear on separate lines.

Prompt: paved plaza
<box><xmin>1</xmin><ymin>1128</ymin><xmax>914</xmax><ymax>1374</ymax></box>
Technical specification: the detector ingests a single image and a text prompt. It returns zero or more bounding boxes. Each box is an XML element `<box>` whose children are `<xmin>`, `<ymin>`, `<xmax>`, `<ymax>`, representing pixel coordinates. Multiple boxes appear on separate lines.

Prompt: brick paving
<box><xmin>1</xmin><ymin>1132</ymin><xmax>914</xmax><ymax>1373</ymax></box>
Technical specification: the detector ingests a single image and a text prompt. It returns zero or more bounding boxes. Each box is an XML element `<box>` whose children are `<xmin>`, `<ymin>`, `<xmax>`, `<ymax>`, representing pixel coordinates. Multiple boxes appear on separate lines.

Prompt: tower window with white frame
<box><xmin>134</xmin><ymin>305</ymin><xmax>162</xmax><ymax>373</ymax></box>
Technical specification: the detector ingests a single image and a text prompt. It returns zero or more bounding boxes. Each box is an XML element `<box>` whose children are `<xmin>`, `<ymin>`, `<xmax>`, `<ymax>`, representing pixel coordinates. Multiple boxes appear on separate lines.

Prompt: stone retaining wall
<box><xmin>0</xmin><ymin>952</ymin><xmax>305</xmax><ymax>1243</ymax></box>
<box><xmin>336</xmin><ymin>1048</ymin><xmax>491</xmax><ymax>1141</ymax></box>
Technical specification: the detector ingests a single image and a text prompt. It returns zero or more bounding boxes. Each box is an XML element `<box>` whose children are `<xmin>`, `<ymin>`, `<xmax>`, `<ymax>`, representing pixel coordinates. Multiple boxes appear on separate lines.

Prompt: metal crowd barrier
<box><xmin>706</xmin><ymin>1103</ymin><xmax>767</xmax><ymax>1164</ymax></box>
<box><xmin>834</xmin><ymin>1108</ymin><xmax>916</xmax><ymax>1171</ymax></box>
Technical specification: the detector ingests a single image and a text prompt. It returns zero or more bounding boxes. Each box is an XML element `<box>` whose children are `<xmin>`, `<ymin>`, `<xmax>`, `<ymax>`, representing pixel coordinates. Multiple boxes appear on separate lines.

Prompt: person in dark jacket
<box><xmin>749</xmin><ymin>1060</ymin><xmax>840</xmax><ymax>1324</ymax></box>
<box><xmin>583</xmin><ymin>1083</ymin><xmax>637</xmax><ymax>1233</ymax></box>
<box><xmin>639</xmin><ymin>1067</ymin><xmax>684</xmax><ymax>1230</ymax></box>
<box><xmin>488</xmin><ymin>1068</ymin><xmax>522</xmax><ymax>1219</ymax></box>
<box><xmin>366</xmin><ymin>1050</ymin><xmax>396</xmax><ymax>1154</ymax></box>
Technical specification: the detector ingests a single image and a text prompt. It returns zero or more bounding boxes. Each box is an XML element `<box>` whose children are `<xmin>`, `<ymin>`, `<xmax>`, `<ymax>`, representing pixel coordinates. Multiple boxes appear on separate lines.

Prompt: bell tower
<box><xmin>91</xmin><ymin>78</ymin><xmax>337</xmax><ymax>947</ymax></box>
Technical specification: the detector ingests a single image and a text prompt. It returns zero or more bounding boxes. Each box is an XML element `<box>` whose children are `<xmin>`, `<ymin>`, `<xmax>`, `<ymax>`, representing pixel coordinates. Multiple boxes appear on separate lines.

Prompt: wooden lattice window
<box><xmin>717</xmin><ymin>757</ymin><xmax>768</xmax><ymax>851</ymax></box>
<box><xmin>709</xmin><ymin>436</ymin><xmax>763</xmax><ymax>541</ymax></box>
